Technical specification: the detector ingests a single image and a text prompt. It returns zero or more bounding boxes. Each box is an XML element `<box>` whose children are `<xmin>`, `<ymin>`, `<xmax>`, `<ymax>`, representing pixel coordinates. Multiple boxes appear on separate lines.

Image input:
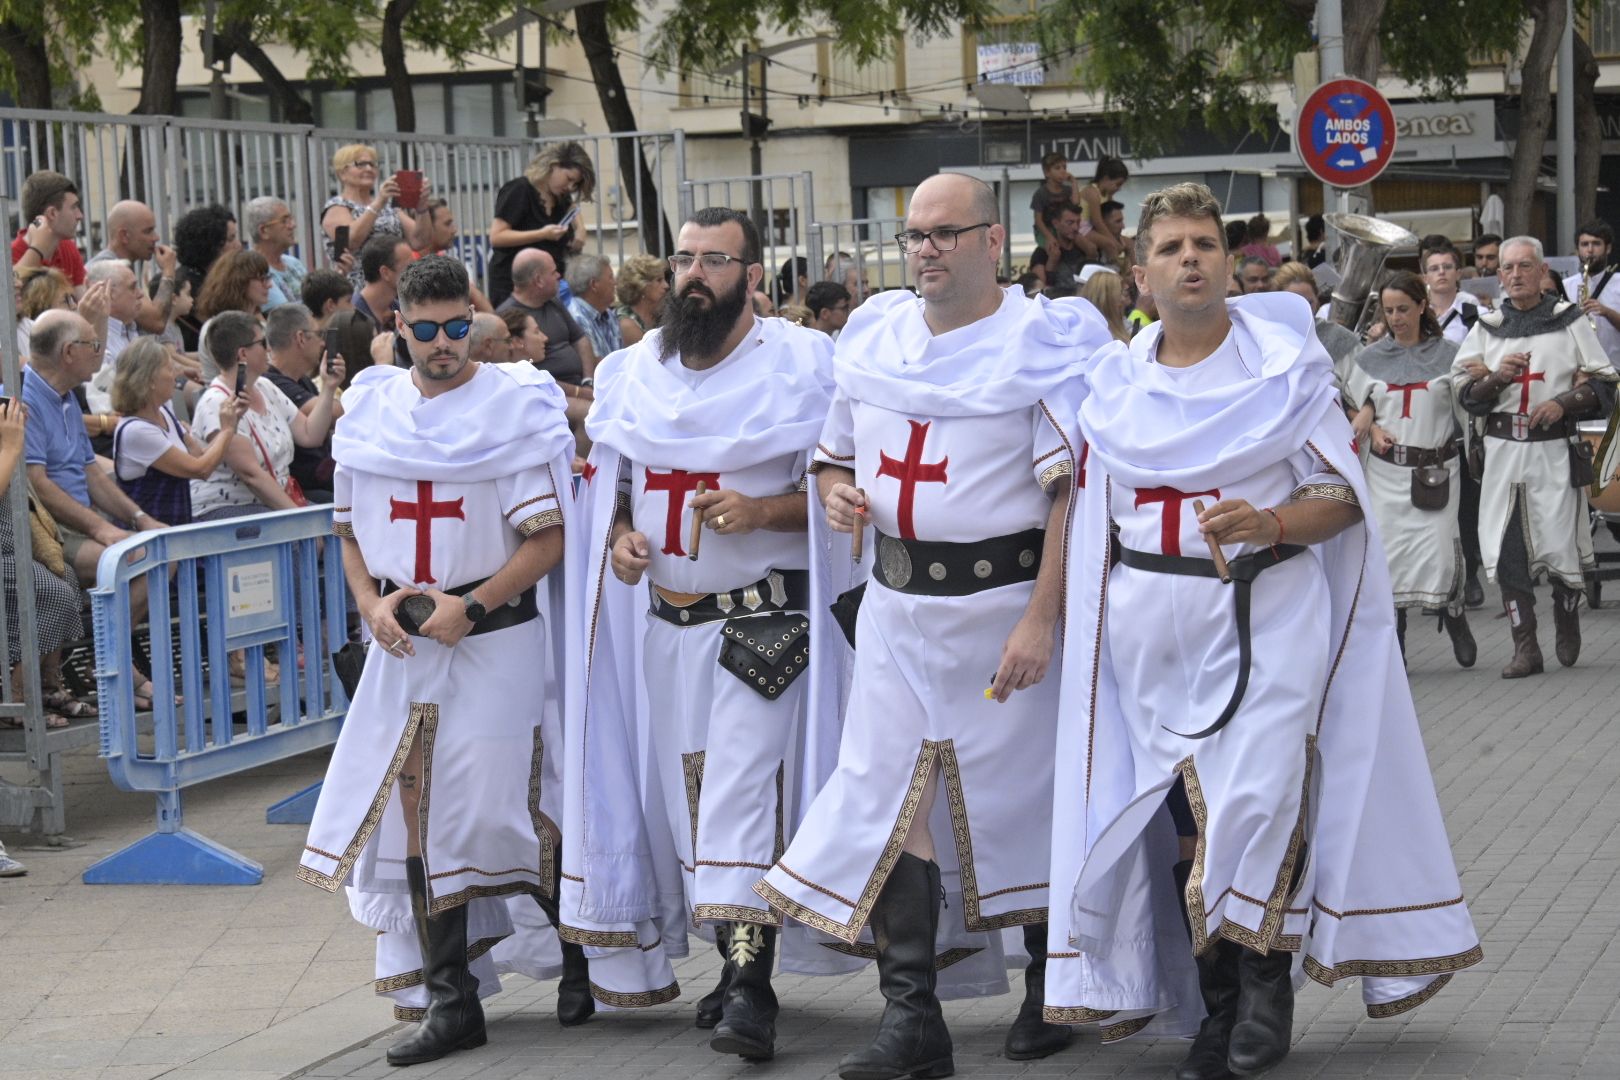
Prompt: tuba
<box><xmin>1324</xmin><ymin>213</ymin><xmax>1419</xmax><ymax>338</ymax></box>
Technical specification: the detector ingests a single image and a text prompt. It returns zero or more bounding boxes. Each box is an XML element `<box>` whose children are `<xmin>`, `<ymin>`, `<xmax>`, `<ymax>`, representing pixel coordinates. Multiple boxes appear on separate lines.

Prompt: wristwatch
<box><xmin>462</xmin><ymin>594</ymin><xmax>487</xmax><ymax>624</ymax></box>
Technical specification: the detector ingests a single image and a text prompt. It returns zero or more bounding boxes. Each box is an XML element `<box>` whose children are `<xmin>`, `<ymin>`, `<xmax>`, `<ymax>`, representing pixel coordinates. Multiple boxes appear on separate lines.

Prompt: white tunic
<box><xmin>1562</xmin><ymin>266</ymin><xmax>1620</xmax><ymax>364</ymax></box>
<box><xmin>1433</xmin><ymin>293</ymin><xmax>1479</xmax><ymax>345</ymax></box>
<box><xmin>1344</xmin><ymin>337</ymin><xmax>1464</xmax><ymax>607</ymax></box>
<box><xmin>1452</xmin><ymin>300</ymin><xmax>1617</xmax><ymax>588</ymax></box>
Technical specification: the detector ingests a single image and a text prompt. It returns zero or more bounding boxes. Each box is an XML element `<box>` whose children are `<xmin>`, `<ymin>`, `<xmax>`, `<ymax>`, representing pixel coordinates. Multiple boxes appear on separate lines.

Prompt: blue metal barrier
<box><xmin>83</xmin><ymin>507</ymin><xmax>350</xmax><ymax>885</ymax></box>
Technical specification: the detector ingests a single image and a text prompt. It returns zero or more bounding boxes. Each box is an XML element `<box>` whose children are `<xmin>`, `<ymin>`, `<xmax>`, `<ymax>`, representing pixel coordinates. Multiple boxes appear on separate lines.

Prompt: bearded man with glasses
<box><xmin>755</xmin><ymin>173</ymin><xmax>1114</xmax><ymax>1077</ymax></box>
<box><xmin>299</xmin><ymin>255</ymin><xmax>586</xmax><ymax>1067</ymax></box>
<box><xmin>560</xmin><ymin>206</ymin><xmax>834</xmax><ymax>1062</ymax></box>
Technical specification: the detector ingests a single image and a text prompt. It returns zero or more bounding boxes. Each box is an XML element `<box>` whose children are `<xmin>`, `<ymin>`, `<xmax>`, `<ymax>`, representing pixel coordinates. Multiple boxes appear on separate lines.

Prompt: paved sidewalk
<box><xmin>3</xmin><ymin>575</ymin><xmax>1618</xmax><ymax>1079</ymax></box>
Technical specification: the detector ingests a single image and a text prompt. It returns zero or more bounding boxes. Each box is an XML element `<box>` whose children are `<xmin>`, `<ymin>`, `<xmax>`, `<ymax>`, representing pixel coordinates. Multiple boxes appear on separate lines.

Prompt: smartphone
<box><xmin>235</xmin><ymin>363</ymin><xmax>248</xmax><ymax>398</ymax></box>
<box><xmin>0</xmin><ymin>396</ymin><xmax>11</xmax><ymax>408</ymax></box>
<box><xmin>332</xmin><ymin>225</ymin><xmax>350</xmax><ymax>260</ymax></box>
<box><xmin>558</xmin><ymin>205</ymin><xmax>580</xmax><ymax>229</ymax></box>
<box><xmin>324</xmin><ymin>327</ymin><xmax>343</xmax><ymax>376</ymax></box>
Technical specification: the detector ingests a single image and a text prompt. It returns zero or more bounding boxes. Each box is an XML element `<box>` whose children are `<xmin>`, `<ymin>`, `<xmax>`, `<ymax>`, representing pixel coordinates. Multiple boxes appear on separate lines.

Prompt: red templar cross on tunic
<box><xmin>1510</xmin><ymin>368</ymin><xmax>1545</xmax><ymax>414</ymax></box>
<box><xmin>389</xmin><ymin>481</ymin><xmax>466</xmax><ymax>585</ymax></box>
<box><xmin>1386</xmin><ymin>381</ymin><xmax>1429</xmax><ymax>419</ymax></box>
<box><xmin>1135</xmin><ymin>486</ymin><xmax>1220</xmax><ymax>557</ymax></box>
<box><xmin>877</xmin><ymin>420</ymin><xmax>949</xmax><ymax>541</ymax></box>
<box><xmin>644</xmin><ymin>468</ymin><xmax>720</xmax><ymax>556</ymax></box>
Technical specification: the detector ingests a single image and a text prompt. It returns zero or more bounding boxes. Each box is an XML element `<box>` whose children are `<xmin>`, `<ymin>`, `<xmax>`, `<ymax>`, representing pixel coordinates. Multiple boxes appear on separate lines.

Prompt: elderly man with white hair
<box><xmin>1452</xmin><ymin>234</ymin><xmax>1620</xmax><ymax>676</ymax></box>
<box><xmin>247</xmin><ymin>195</ymin><xmax>308</xmax><ymax>310</ymax></box>
<box><xmin>83</xmin><ymin>259</ymin><xmax>142</xmax><ymax>413</ymax></box>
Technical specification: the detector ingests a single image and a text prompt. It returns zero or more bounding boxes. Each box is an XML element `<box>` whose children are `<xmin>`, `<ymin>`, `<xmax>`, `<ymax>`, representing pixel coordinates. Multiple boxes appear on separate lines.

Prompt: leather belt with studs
<box><xmin>649</xmin><ymin>569</ymin><xmax>809</xmax><ymax>627</ymax></box>
<box><xmin>871</xmin><ymin>528</ymin><xmax>1044</xmax><ymax>597</ymax></box>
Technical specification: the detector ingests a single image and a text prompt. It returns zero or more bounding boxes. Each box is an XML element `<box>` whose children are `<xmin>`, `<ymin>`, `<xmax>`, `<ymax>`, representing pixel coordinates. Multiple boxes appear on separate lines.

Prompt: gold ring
<box><xmin>715</xmin><ymin>515</ymin><xmax>726</xmax><ymax>528</ymax></box>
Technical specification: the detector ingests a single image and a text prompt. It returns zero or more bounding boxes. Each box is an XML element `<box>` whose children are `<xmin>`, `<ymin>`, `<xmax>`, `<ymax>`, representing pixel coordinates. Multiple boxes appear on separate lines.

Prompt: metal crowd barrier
<box><xmin>683</xmin><ymin>171</ymin><xmax>823</xmax><ymax>302</ymax></box>
<box><xmin>83</xmin><ymin>507</ymin><xmax>350</xmax><ymax>885</ymax></box>
<box><xmin>814</xmin><ymin>216</ymin><xmax>909</xmax><ymax>293</ymax></box>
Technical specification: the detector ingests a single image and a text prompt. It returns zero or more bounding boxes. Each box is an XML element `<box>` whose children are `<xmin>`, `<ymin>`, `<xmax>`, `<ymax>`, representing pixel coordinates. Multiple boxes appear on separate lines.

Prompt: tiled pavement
<box><xmin>3</xmin><ymin>570</ymin><xmax>1618</xmax><ymax>1079</ymax></box>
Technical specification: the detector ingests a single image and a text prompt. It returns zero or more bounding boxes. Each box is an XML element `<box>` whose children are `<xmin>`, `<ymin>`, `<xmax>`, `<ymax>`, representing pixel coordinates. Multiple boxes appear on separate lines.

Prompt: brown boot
<box><xmin>1551</xmin><ymin>584</ymin><xmax>1581</xmax><ymax>668</ymax></box>
<box><xmin>1501</xmin><ymin>590</ymin><xmax>1544</xmax><ymax>679</ymax></box>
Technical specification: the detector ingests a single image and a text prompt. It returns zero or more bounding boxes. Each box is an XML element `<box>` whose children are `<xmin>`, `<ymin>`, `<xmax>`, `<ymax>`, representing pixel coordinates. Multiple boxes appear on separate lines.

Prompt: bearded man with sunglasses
<box><xmin>756</xmin><ymin>172</ymin><xmax>1113</xmax><ymax>1078</ymax></box>
<box><xmin>299</xmin><ymin>255</ymin><xmax>587</xmax><ymax>1067</ymax></box>
<box><xmin>560</xmin><ymin>207</ymin><xmax>834</xmax><ymax>1062</ymax></box>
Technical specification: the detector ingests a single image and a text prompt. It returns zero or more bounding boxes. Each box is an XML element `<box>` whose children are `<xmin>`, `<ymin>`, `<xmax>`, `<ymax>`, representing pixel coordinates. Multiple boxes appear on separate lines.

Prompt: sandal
<box><xmin>43</xmin><ymin>687</ymin><xmax>97</xmax><ymax>719</ymax></box>
<box><xmin>1</xmin><ymin>712</ymin><xmax>68</xmax><ymax>729</ymax></box>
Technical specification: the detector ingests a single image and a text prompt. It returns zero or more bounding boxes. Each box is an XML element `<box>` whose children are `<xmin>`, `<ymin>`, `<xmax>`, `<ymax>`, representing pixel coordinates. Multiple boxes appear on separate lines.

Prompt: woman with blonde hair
<box><xmin>614</xmin><ymin>253</ymin><xmax>669</xmax><ymax>345</ymax></box>
<box><xmin>15</xmin><ymin>266</ymin><xmax>75</xmax><ymax>357</ymax></box>
<box><xmin>1079</xmin><ymin>267</ymin><xmax>1131</xmax><ymax>343</ymax></box>
<box><xmin>110</xmin><ymin>337</ymin><xmax>241</xmax><ymax>527</ymax></box>
<box><xmin>196</xmin><ymin>249</ymin><xmax>273</xmax><ymax>323</ymax></box>
<box><xmin>486</xmin><ymin>141</ymin><xmax>595</xmax><ymax>305</ymax></box>
<box><xmin>321</xmin><ymin>143</ymin><xmax>428</xmax><ymax>286</ymax></box>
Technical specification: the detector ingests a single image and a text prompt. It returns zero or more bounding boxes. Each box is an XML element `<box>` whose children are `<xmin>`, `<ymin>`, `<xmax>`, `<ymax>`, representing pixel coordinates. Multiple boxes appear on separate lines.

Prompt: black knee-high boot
<box><xmin>1225</xmin><ymin>945</ymin><xmax>1294</xmax><ymax>1075</ymax></box>
<box><xmin>838</xmin><ymin>853</ymin><xmax>954</xmax><ymax>1080</ymax></box>
<box><xmin>1002</xmin><ymin>922</ymin><xmax>1074</xmax><ymax>1059</ymax></box>
<box><xmin>710</xmin><ymin>922</ymin><xmax>779</xmax><ymax>1060</ymax></box>
<box><xmin>386</xmin><ymin>856</ymin><xmax>487</xmax><ymax>1067</ymax></box>
<box><xmin>694</xmin><ymin>924</ymin><xmax>734</xmax><ymax>1029</ymax></box>
<box><xmin>532</xmin><ymin>858</ymin><xmax>595</xmax><ymax>1026</ymax></box>
<box><xmin>1177</xmin><ymin>940</ymin><xmax>1240</xmax><ymax>1080</ymax></box>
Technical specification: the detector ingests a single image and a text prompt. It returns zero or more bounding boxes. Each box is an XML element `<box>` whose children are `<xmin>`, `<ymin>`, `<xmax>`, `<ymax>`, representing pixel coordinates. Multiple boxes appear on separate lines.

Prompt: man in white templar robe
<box><xmin>298</xmin><ymin>257</ymin><xmax>582</xmax><ymax>1068</ymax></box>
<box><xmin>560</xmin><ymin>208</ymin><xmax>839</xmax><ymax>1062</ymax></box>
<box><xmin>1454</xmin><ymin>235</ymin><xmax>1619</xmax><ymax>678</ymax></box>
<box><xmin>756</xmin><ymin>174</ymin><xmax>1113</xmax><ymax>1079</ymax></box>
<box><xmin>1047</xmin><ymin>187</ymin><xmax>1481</xmax><ymax>1080</ymax></box>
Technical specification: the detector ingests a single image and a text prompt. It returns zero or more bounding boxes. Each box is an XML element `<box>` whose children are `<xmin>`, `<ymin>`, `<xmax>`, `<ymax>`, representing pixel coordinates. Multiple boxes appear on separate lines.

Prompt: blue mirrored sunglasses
<box><xmin>401</xmin><ymin>317</ymin><xmax>473</xmax><ymax>343</ymax></box>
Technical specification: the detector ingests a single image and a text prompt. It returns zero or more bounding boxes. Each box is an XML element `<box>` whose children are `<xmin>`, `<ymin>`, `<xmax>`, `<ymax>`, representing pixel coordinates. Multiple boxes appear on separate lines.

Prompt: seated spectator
<box><xmin>1225</xmin><ymin>219</ymin><xmax>1249</xmax><ymax>252</ymax></box>
<box><xmin>324</xmin><ymin>235</ymin><xmax>413</xmax><ymax>386</ymax></box>
<box><xmin>196</xmin><ymin>249</ymin><xmax>273</xmax><ymax>323</ymax></box>
<box><xmin>467</xmin><ymin>312</ymin><xmax>513</xmax><ymax>363</ymax></box>
<box><xmin>1238</xmin><ymin>255</ymin><xmax>1273</xmax><ymax>293</ymax></box>
<box><xmin>11</xmin><ymin>170</ymin><xmax>87</xmax><ymax>295</ymax></box>
<box><xmin>499</xmin><ymin>307</ymin><xmax>549</xmax><ymax>363</ymax></box>
<box><xmin>1075</xmin><ymin>156</ymin><xmax>1130</xmax><ymax>263</ymax></box>
<box><xmin>1126</xmin><ymin>288</ymin><xmax>1157</xmax><ymax>336</ymax></box>
<box><xmin>413</xmin><ymin>197</ymin><xmax>492</xmax><ymax>312</ymax></box>
<box><xmin>564</xmin><ymin>253</ymin><xmax>620</xmax><ymax>364</ymax></box>
<box><xmin>246</xmin><ymin>196</ymin><xmax>308</xmax><ymax>310</ymax></box>
<box><xmin>496</xmin><ymin>248</ymin><xmax>594</xmax><ymax>386</ymax></box>
<box><xmin>1030</xmin><ymin>202</ymin><xmax>1087</xmax><ymax>291</ymax></box>
<box><xmin>110</xmin><ymin>337</ymin><xmax>241</xmax><ymax>525</ymax></box>
<box><xmin>804</xmin><ymin>280</ymin><xmax>852</xmax><ymax>337</ymax></box>
<box><xmin>1239</xmin><ymin>214</ymin><xmax>1281</xmax><ymax>267</ymax></box>
<box><xmin>779</xmin><ymin>303</ymin><xmax>812</xmax><ymax>325</ymax></box>
<box><xmin>15</xmin><ymin>266</ymin><xmax>76</xmax><ymax>358</ymax></box>
<box><xmin>615</xmin><ymin>253</ymin><xmax>668</xmax><ymax>346</ymax></box>
<box><xmin>826</xmin><ymin>252</ymin><xmax>871</xmax><ymax>307</ymax></box>
<box><xmin>90</xmin><ymin>200</ymin><xmax>185</xmax><ymax>335</ymax></box>
<box><xmin>1</xmin><ymin>397</ymin><xmax>89</xmax><ymax>739</ymax></box>
<box><xmin>752</xmin><ymin>290</ymin><xmax>776</xmax><ymax>318</ymax></box>
<box><xmin>84</xmin><ymin>259</ymin><xmax>143</xmax><ymax>412</ymax></box>
<box><xmin>776</xmin><ymin>255</ymin><xmax>810</xmax><ymax>307</ymax></box>
<box><xmin>301</xmin><ymin>268</ymin><xmax>355</xmax><ymax>328</ymax></box>
<box><xmin>261</xmin><ymin>304</ymin><xmax>345</xmax><ymax>501</ymax></box>
<box><xmin>1079</xmin><ymin>266</ymin><xmax>1130</xmax><ymax>343</ymax></box>
<box><xmin>172</xmin><ymin>204</ymin><xmax>242</xmax><ymax>350</ymax></box>
<box><xmin>189</xmin><ymin>312</ymin><xmax>340</xmax><ymax>521</ymax></box>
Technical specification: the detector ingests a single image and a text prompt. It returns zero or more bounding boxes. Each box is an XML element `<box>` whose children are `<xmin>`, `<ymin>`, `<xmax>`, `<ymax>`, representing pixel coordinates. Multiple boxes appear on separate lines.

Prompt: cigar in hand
<box><xmin>1192</xmin><ymin>499</ymin><xmax>1232</xmax><ymax>584</ymax></box>
<box><xmin>688</xmin><ymin>481</ymin><xmax>707</xmax><ymax>561</ymax></box>
<box><xmin>850</xmin><ymin>487</ymin><xmax>867</xmax><ymax>563</ymax></box>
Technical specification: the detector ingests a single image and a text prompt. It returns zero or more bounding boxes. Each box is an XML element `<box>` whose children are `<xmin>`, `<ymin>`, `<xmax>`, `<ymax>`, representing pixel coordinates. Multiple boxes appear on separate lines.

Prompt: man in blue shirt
<box><xmin>10</xmin><ymin>309</ymin><xmax>164</xmax><ymax>614</ymax></box>
<box><xmin>564</xmin><ymin>253</ymin><xmax>620</xmax><ymax>368</ymax></box>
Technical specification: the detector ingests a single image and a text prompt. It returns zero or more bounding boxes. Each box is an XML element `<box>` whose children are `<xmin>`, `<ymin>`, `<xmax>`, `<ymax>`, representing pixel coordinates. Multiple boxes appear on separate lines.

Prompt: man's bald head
<box><xmin>512</xmin><ymin>248</ymin><xmax>560</xmax><ymax>301</ymax></box>
<box><xmin>467</xmin><ymin>312</ymin><xmax>512</xmax><ymax>361</ymax></box>
<box><xmin>107</xmin><ymin>199</ymin><xmax>158</xmax><ymax>260</ymax></box>
<box><xmin>912</xmin><ymin>173</ymin><xmax>999</xmax><ymax>227</ymax></box>
<box><xmin>29</xmin><ymin>308</ymin><xmax>90</xmax><ymax>368</ymax></box>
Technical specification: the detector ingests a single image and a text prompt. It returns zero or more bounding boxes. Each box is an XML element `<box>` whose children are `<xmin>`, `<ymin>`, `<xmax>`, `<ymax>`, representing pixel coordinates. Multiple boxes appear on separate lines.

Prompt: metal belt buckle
<box><xmin>1511</xmin><ymin>415</ymin><xmax>1530</xmax><ymax>440</ymax></box>
<box><xmin>878</xmin><ymin>535</ymin><xmax>913</xmax><ymax>589</ymax></box>
<box><xmin>1393</xmin><ymin>445</ymin><xmax>1408</xmax><ymax>467</ymax></box>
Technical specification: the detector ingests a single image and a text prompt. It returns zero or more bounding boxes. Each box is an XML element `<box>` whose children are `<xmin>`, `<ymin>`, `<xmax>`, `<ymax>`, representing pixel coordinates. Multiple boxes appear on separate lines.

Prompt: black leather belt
<box><xmin>1371</xmin><ymin>440</ymin><xmax>1460</xmax><ymax>468</ymax></box>
<box><xmin>870</xmin><ymin>528</ymin><xmax>1043</xmax><ymax>597</ymax></box>
<box><xmin>1113</xmin><ymin>543</ymin><xmax>1306</xmax><ymax>740</ymax></box>
<box><xmin>380</xmin><ymin>577</ymin><xmax>538</xmax><ymax>637</ymax></box>
<box><xmin>1483</xmin><ymin>413</ymin><xmax>1572</xmax><ymax>443</ymax></box>
<box><xmin>649</xmin><ymin>569</ymin><xmax>808</xmax><ymax>627</ymax></box>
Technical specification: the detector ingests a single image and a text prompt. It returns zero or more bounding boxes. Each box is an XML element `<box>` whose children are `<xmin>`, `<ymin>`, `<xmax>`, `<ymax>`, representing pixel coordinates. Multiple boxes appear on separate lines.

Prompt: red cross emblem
<box><xmin>643</xmin><ymin>468</ymin><xmax>720</xmax><ymax>556</ymax></box>
<box><xmin>1510</xmin><ymin>414</ymin><xmax>1530</xmax><ymax>440</ymax></box>
<box><xmin>389</xmin><ymin>481</ymin><xmax>466</xmax><ymax>585</ymax></box>
<box><xmin>582</xmin><ymin>461</ymin><xmax>598</xmax><ymax>485</ymax></box>
<box><xmin>1135</xmin><ymin>485</ymin><xmax>1220</xmax><ymax>557</ymax></box>
<box><xmin>1386</xmin><ymin>381</ymin><xmax>1429</xmax><ymax>419</ymax></box>
<box><xmin>1509</xmin><ymin>368</ymin><xmax>1545</xmax><ymax>414</ymax></box>
<box><xmin>1077</xmin><ymin>442</ymin><xmax>1089</xmax><ymax>489</ymax></box>
<box><xmin>876</xmin><ymin>420</ymin><xmax>949</xmax><ymax>541</ymax></box>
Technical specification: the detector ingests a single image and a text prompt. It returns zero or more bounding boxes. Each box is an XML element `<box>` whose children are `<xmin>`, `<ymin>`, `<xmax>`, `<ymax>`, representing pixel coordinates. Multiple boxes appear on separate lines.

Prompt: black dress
<box><xmin>486</xmin><ymin>176</ymin><xmax>573</xmax><ymax>307</ymax></box>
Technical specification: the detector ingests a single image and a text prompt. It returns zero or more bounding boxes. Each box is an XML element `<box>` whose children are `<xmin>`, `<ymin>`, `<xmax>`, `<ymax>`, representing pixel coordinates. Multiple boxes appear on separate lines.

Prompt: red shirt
<box><xmin>12</xmin><ymin>230</ymin><xmax>87</xmax><ymax>286</ymax></box>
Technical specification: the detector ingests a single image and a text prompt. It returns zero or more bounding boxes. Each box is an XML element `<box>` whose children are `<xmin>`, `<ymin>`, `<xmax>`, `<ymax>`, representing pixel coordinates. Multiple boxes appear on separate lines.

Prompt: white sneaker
<box><xmin>0</xmin><ymin>841</ymin><xmax>26</xmax><ymax>877</ymax></box>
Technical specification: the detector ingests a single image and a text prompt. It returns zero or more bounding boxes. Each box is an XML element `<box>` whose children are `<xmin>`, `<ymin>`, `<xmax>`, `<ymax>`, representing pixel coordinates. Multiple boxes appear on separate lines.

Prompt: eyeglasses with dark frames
<box><xmin>893</xmin><ymin>223</ymin><xmax>993</xmax><ymax>255</ymax></box>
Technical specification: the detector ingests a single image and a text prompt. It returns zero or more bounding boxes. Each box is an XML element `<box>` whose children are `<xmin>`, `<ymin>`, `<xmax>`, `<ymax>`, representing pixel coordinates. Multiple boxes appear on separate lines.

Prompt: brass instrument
<box><xmin>1581</xmin><ymin>259</ymin><xmax>1599</xmax><ymax>330</ymax></box>
<box><xmin>1323</xmin><ymin>213</ymin><xmax>1420</xmax><ymax>339</ymax></box>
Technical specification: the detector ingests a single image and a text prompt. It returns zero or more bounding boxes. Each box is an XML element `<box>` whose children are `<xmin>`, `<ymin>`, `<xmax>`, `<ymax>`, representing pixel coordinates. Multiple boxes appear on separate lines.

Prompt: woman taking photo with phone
<box><xmin>485</xmin><ymin>141</ymin><xmax>595</xmax><ymax>306</ymax></box>
<box><xmin>322</xmin><ymin>144</ymin><xmax>431</xmax><ymax>287</ymax></box>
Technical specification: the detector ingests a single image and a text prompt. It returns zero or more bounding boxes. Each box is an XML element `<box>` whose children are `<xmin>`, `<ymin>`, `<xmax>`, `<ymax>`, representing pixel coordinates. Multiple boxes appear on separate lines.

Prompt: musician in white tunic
<box><xmin>1453</xmin><ymin>235</ymin><xmax>1619</xmax><ymax>677</ymax></box>
<box><xmin>1046</xmin><ymin>186</ymin><xmax>1481</xmax><ymax>1080</ymax></box>
<box><xmin>1344</xmin><ymin>272</ymin><xmax>1475</xmax><ymax>666</ymax></box>
<box><xmin>1561</xmin><ymin>219</ymin><xmax>1620</xmax><ymax>365</ymax></box>
<box><xmin>562</xmin><ymin>208</ymin><xmax>833</xmax><ymax>1063</ymax></box>
<box><xmin>298</xmin><ymin>257</ymin><xmax>580</xmax><ymax>1067</ymax></box>
<box><xmin>756</xmin><ymin>174</ymin><xmax>1112</xmax><ymax>1079</ymax></box>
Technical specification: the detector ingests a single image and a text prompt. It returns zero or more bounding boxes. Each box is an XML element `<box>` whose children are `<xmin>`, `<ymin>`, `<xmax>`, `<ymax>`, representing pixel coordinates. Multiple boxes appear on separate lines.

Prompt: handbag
<box><xmin>1569</xmin><ymin>437</ymin><xmax>1597</xmax><ymax>489</ymax></box>
<box><xmin>1466</xmin><ymin>428</ymin><xmax>1485</xmax><ymax>482</ymax></box>
<box><xmin>26</xmin><ymin>487</ymin><xmax>67</xmax><ymax>578</ymax></box>
<box><xmin>717</xmin><ymin>610</ymin><xmax>810</xmax><ymax>701</ymax></box>
<box><xmin>245</xmin><ymin>405</ymin><xmax>309</xmax><ymax>506</ymax></box>
<box><xmin>1410</xmin><ymin>465</ymin><xmax>1450</xmax><ymax>511</ymax></box>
